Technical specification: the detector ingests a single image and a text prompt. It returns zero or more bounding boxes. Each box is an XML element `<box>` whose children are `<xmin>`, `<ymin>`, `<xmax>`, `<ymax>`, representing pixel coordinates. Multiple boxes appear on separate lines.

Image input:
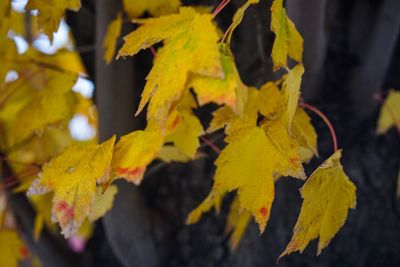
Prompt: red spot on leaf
<box><xmin>55</xmin><ymin>201</ymin><xmax>74</xmax><ymax>222</ymax></box>
<box><xmin>19</xmin><ymin>247</ymin><xmax>29</xmax><ymax>258</ymax></box>
<box><xmin>259</xmin><ymin>207</ymin><xmax>268</xmax><ymax>217</ymax></box>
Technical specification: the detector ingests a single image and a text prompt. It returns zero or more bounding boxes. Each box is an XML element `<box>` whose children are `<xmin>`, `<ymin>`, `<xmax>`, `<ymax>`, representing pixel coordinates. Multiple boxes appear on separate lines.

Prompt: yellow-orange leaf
<box><xmin>377</xmin><ymin>90</ymin><xmax>400</xmax><ymax>134</ymax></box>
<box><xmin>118</xmin><ymin>7</ymin><xmax>223</xmax><ymax>125</ymax></box>
<box><xmin>27</xmin><ymin>136</ymin><xmax>116</xmax><ymax>238</ymax></box>
<box><xmin>112</xmin><ymin>123</ymin><xmax>163</xmax><ymax>184</ymax></box>
<box><xmin>27</xmin><ymin>0</ymin><xmax>81</xmax><ymax>41</ymax></box>
<box><xmin>123</xmin><ymin>0</ymin><xmax>181</xmax><ymax>18</ymax></box>
<box><xmin>103</xmin><ymin>13</ymin><xmax>122</xmax><ymax>64</ymax></box>
<box><xmin>165</xmin><ymin>109</ymin><xmax>204</xmax><ymax>158</ymax></box>
<box><xmin>270</xmin><ymin>0</ymin><xmax>303</xmax><ymax>70</ymax></box>
<box><xmin>280</xmin><ymin>150</ymin><xmax>356</xmax><ymax>257</ymax></box>
<box><xmin>189</xmin><ymin>44</ymin><xmax>244</xmax><ymax>112</ymax></box>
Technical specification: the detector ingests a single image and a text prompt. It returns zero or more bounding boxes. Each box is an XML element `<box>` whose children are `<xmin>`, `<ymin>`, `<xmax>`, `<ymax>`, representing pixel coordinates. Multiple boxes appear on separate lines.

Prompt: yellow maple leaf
<box><xmin>213</xmin><ymin>127</ymin><xmax>276</xmax><ymax>232</ymax></box>
<box><xmin>186</xmin><ymin>191</ymin><xmax>224</xmax><ymax>225</ymax></box>
<box><xmin>270</xmin><ymin>0</ymin><xmax>303</xmax><ymax>70</ymax></box>
<box><xmin>280</xmin><ymin>150</ymin><xmax>356</xmax><ymax>257</ymax></box>
<box><xmin>112</xmin><ymin>123</ymin><xmax>164</xmax><ymax>184</ymax></box>
<box><xmin>225</xmin><ymin>196</ymin><xmax>252</xmax><ymax>250</ymax></box>
<box><xmin>207</xmin><ymin>106</ymin><xmax>236</xmax><ymax>133</ymax></box>
<box><xmin>282</xmin><ymin>64</ymin><xmax>304</xmax><ymax>128</ymax></box>
<box><xmin>262</xmin><ymin>119</ymin><xmax>306</xmax><ymax>179</ymax></box>
<box><xmin>89</xmin><ymin>185</ymin><xmax>118</xmax><ymax>221</ymax></box>
<box><xmin>157</xmin><ymin>145</ymin><xmax>191</xmax><ymax>163</ymax></box>
<box><xmin>0</xmin><ymin>230</ymin><xmax>28</xmax><ymax>267</ymax></box>
<box><xmin>292</xmin><ymin>107</ymin><xmax>318</xmax><ymax>161</ymax></box>
<box><xmin>103</xmin><ymin>13</ymin><xmax>122</xmax><ymax>64</ymax></box>
<box><xmin>224</xmin><ymin>0</ymin><xmax>259</xmax><ymax>44</ymax></box>
<box><xmin>7</xmin><ymin>71</ymin><xmax>77</xmax><ymax>147</ymax></box>
<box><xmin>165</xmin><ymin>109</ymin><xmax>204</xmax><ymax>158</ymax></box>
<box><xmin>118</xmin><ymin>7</ymin><xmax>223</xmax><ymax>125</ymax></box>
<box><xmin>123</xmin><ymin>0</ymin><xmax>181</xmax><ymax>18</ymax></box>
<box><xmin>377</xmin><ymin>90</ymin><xmax>400</xmax><ymax>134</ymax></box>
<box><xmin>189</xmin><ymin>44</ymin><xmax>244</xmax><ymax>112</ymax></box>
<box><xmin>27</xmin><ymin>0</ymin><xmax>81</xmax><ymax>41</ymax></box>
<box><xmin>27</xmin><ymin>136</ymin><xmax>116</xmax><ymax>238</ymax></box>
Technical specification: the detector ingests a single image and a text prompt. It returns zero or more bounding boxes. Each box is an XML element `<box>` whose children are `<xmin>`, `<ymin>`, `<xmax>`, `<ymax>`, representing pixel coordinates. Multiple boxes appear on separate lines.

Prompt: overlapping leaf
<box><xmin>103</xmin><ymin>13</ymin><xmax>122</xmax><ymax>64</ymax></box>
<box><xmin>27</xmin><ymin>136</ymin><xmax>116</xmax><ymax>238</ymax></box>
<box><xmin>27</xmin><ymin>0</ymin><xmax>81</xmax><ymax>40</ymax></box>
<box><xmin>118</xmin><ymin>7</ymin><xmax>223</xmax><ymax>124</ymax></box>
<box><xmin>123</xmin><ymin>0</ymin><xmax>181</xmax><ymax>18</ymax></box>
<box><xmin>271</xmin><ymin>0</ymin><xmax>303</xmax><ymax>70</ymax></box>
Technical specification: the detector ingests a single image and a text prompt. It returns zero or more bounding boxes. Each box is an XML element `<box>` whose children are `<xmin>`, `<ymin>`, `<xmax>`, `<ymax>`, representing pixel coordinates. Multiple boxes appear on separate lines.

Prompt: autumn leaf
<box><xmin>0</xmin><ymin>230</ymin><xmax>28</xmax><ymax>267</ymax></box>
<box><xmin>207</xmin><ymin>106</ymin><xmax>236</xmax><ymax>133</ymax></box>
<box><xmin>89</xmin><ymin>185</ymin><xmax>118</xmax><ymax>221</ymax></box>
<box><xmin>225</xmin><ymin>196</ymin><xmax>252</xmax><ymax>250</ymax></box>
<box><xmin>377</xmin><ymin>90</ymin><xmax>400</xmax><ymax>134</ymax></box>
<box><xmin>189</xmin><ymin>44</ymin><xmax>245</xmax><ymax>112</ymax></box>
<box><xmin>186</xmin><ymin>191</ymin><xmax>224</xmax><ymax>224</ymax></box>
<box><xmin>27</xmin><ymin>0</ymin><xmax>81</xmax><ymax>41</ymax></box>
<box><xmin>280</xmin><ymin>150</ymin><xmax>356</xmax><ymax>257</ymax></box>
<box><xmin>112</xmin><ymin>122</ymin><xmax>163</xmax><ymax>184</ymax></box>
<box><xmin>103</xmin><ymin>13</ymin><xmax>122</xmax><ymax>64</ymax></box>
<box><xmin>282</xmin><ymin>64</ymin><xmax>304</xmax><ymax>128</ymax></box>
<box><xmin>27</xmin><ymin>136</ymin><xmax>116</xmax><ymax>238</ymax></box>
<box><xmin>292</xmin><ymin>107</ymin><xmax>318</xmax><ymax>161</ymax></box>
<box><xmin>271</xmin><ymin>0</ymin><xmax>303</xmax><ymax>70</ymax></box>
<box><xmin>262</xmin><ymin>119</ymin><xmax>306</xmax><ymax>179</ymax></box>
<box><xmin>224</xmin><ymin>0</ymin><xmax>259</xmax><ymax>44</ymax></box>
<box><xmin>213</xmin><ymin>127</ymin><xmax>276</xmax><ymax>232</ymax></box>
<box><xmin>118</xmin><ymin>7</ymin><xmax>223</xmax><ymax>124</ymax></box>
<box><xmin>157</xmin><ymin>145</ymin><xmax>191</xmax><ymax>163</ymax></box>
<box><xmin>123</xmin><ymin>0</ymin><xmax>181</xmax><ymax>18</ymax></box>
<box><xmin>7</xmin><ymin>71</ymin><xmax>78</xmax><ymax>146</ymax></box>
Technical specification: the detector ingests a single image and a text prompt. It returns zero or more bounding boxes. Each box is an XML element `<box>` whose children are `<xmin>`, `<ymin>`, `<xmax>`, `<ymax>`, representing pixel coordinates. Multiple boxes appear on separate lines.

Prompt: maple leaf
<box><xmin>377</xmin><ymin>90</ymin><xmax>400</xmax><ymax>134</ymax></box>
<box><xmin>111</xmin><ymin>123</ymin><xmax>164</xmax><ymax>184</ymax></box>
<box><xmin>225</xmin><ymin>196</ymin><xmax>252</xmax><ymax>250</ymax></box>
<box><xmin>123</xmin><ymin>0</ymin><xmax>181</xmax><ymax>18</ymax></box>
<box><xmin>207</xmin><ymin>106</ymin><xmax>236</xmax><ymax>133</ymax></box>
<box><xmin>0</xmin><ymin>230</ymin><xmax>28</xmax><ymax>267</ymax></box>
<box><xmin>189</xmin><ymin>44</ymin><xmax>245</xmax><ymax>112</ymax></box>
<box><xmin>165</xmin><ymin>109</ymin><xmax>204</xmax><ymax>158</ymax></box>
<box><xmin>292</xmin><ymin>107</ymin><xmax>318</xmax><ymax>161</ymax></box>
<box><xmin>262</xmin><ymin>119</ymin><xmax>306</xmax><ymax>179</ymax></box>
<box><xmin>280</xmin><ymin>150</ymin><xmax>356</xmax><ymax>257</ymax></box>
<box><xmin>118</xmin><ymin>7</ymin><xmax>223</xmax><ymax>124</ymax></box>
<box><xmin>186</xmin><ymin>191</ymin><xmax>224</xmax><ymax>224</ymax></box>
<box><xmin>7</xmin><ymin>71</ymin><xmax>78</xmax><ymax>147</ymax></box>
<box><xmin>89</xmin><ymin>185</ymin><xmax>118</xmax><ymax>221</ymax></box>
<box><xmin>27</xmin><ymin>0</ymin><xmax>81</xmax><ymax>41</ymax></box>
<box><xmin>282</xmin><ymin>64</ymin><xmax>305</xmax><ymax>128</ymax></box>
<box><xmin>157</xmin><ymin>145</ymin><xmax>191</xmax><ymax>163</ymax></box>
<box><xmin>27</xmin><ymin>136</ymin><xmax>116</xmax><ymax>238</ymax></box>
<box><xmin>103</xmin><ymin>13</ymin><xmax>122</xmax><ymax>64</ymax></box>
<box><xmin>213</xmin><ymin>127</ymin><xmax>276</xmax><ymax>232</ymax></box>
<box><xmin>224</xmin><ymin>0</ymin><xmax>259</xmax><ymax>44</ymax></box>
<box><xmin>271</xmin><ymin>0</ymin><xmax>303</xmax><ymax>70</ymax></box>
